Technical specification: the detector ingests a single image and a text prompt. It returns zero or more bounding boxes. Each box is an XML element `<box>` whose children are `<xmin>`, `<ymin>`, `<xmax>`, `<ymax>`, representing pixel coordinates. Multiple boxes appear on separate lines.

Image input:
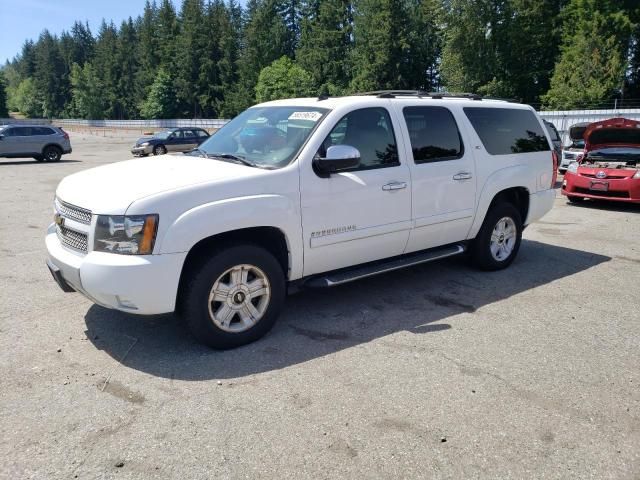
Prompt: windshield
<box><xmin>153</xmin><ymin>130</ymin><xmax>174</xmax><ymax>140</ymax></box>
<box><xmin>586</xmin><ymin>147</ymin><xmax>640</xmax><ymax>159</ymax></box>
<box><xmin>197</xmin><ymin>106</ymin><xmax>329</xmax><ymax>168</ymax></box>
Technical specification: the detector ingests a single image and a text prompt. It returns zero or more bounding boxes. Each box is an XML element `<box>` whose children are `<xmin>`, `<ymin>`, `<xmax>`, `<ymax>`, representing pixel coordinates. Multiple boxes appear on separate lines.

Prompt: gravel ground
<box><xmin>1</xmin><ymin>132</ymin><xmax>639</xmax><ymax>479</ymax></box>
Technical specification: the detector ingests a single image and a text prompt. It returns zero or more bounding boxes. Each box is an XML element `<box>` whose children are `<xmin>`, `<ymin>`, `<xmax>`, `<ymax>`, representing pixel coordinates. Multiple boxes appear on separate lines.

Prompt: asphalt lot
<box><xmin>1</xmin><ymin>132</ymin><xmax>639</xmax><ymax>479</ymax></box>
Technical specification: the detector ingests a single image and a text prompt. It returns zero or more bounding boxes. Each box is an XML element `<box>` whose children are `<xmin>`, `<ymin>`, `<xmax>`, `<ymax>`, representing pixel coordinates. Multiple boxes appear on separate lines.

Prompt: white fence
<box><xmin>53</xmin><ymin>118</ymin><xmax>230</xmax><ymax>129</ymax></box>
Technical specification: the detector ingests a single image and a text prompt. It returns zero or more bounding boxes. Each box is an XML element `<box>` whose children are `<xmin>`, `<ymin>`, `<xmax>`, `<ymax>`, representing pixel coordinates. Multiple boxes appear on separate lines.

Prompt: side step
<box><xmin>305</xmin><ymin>244</ymin><xmax>466</xmax><ymax>288</ymax></box>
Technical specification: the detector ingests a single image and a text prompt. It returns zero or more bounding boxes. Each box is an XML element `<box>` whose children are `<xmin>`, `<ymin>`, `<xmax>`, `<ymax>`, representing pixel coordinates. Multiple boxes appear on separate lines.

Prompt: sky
<box><xmin>0</xmin><ymin>0</ymin><xmax>181</xmax><ymax>64</ymax></box>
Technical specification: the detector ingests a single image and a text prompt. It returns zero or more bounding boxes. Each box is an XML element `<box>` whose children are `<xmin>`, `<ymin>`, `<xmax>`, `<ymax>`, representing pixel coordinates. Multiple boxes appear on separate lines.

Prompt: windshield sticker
<box><xmin>289</xmin><ymin>111</ymin><xmax>323</xmax><ymax>122</ymax></box>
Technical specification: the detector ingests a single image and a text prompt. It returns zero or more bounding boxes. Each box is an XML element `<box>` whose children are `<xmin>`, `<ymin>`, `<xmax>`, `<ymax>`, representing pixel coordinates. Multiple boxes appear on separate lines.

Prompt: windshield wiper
<box><xmin>187</xmin><ymin>148</ymin><xmax>207</xmax><ymax>157</ymax></box>
<box><xmin>207</xmin><ymin>153</ymin><xmax>272</xmax><ymax>169</ymax></box>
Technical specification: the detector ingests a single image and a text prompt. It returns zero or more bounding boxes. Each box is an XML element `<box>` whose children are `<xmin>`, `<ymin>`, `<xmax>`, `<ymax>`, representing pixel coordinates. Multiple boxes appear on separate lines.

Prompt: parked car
<box><xmin>562</xmin><ymin>117</ymin><xmax>640</xmax><ymax>204</ymax></box>
<box><xmin>131</xmin><ymin>127</ymin><xmax>210</xmax><ymax>156</ymax></box>
<box><xmin>47</xmin><ymin>92</ymin><xmax>556</xmax><ymax>349</ymax></box>
<box><xmin>0</xmin><ymin>124</ymin><xmax>72</xmax><ymax>162</ymax></box>
<box><xmin>543</xmin><ymin>119</ymin><xmax>562</xmax><ymax>158</ymax></box>
<box><xmin>559</xmin><ymin>122</ymin><xmax>589</xmax><ymax>173</ymax></box>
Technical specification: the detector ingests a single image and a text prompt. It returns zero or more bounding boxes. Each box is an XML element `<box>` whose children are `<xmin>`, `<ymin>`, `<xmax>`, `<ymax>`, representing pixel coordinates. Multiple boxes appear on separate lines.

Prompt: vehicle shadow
<box><xmin>0</xmin><ymin>159</ymin><xmax>81</xmax><ymax>166</ymax></box>
<box><xmin>84</xmin><ymin>240</ymin><xmax>610</xmax><ymax>381</ymax></box>
<box><xmin>563</xmin><ymin>198</ymin><xmax>640</xmax><ymax>213</ymax></box>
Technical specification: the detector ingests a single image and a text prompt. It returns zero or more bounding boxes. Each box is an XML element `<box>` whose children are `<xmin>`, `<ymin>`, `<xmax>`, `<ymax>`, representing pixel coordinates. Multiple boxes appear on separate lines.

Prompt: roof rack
<box><xmin>355</xmin><ymin>90</ymin><xmax>487</xmax><ymax>101</ymax></box>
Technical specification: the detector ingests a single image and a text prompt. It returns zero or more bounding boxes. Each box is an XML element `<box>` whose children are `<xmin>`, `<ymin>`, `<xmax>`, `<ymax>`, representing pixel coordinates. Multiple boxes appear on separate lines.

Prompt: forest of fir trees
<box><xmin>0</xmin><ymin>0</ymin><xmax>639</xmax><ymax>120</ymax></box>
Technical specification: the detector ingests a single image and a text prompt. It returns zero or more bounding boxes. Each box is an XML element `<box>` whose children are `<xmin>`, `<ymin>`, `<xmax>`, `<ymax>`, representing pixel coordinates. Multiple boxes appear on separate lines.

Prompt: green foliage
<box><xmin>11</xmin><ymin>78</ymin><xmax>44</xmax><ymax>118</ymax></box>
<box><xmin>255</xmin><ymin>56</ymin><xmax>315</xmax><ymax>102</ymax></box>
<box><xmin>68</xmin><ymin>62</ymin><xmax>105</xmax><ymax>119</ymax></box>
<box><xmin>542</xmin><ymin>0</ymin><xmax>633</xmax><ymax>109</ymax></box>
<box><xmin>140</xmin><ymin>69</ymin><xmax>178</xmax><ymax>118</ymax></box>
<box><xmin>0</xmin><ymin>71</ymin><xmax>9</xmax><ymax>117</ymax></box>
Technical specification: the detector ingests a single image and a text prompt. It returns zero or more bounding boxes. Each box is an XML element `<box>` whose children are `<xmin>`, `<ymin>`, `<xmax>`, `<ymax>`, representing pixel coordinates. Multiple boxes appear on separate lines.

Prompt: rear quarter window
<box><xmin>464</xmin><ymin>107</ymin><xmax>549</xmax><ymax>155</ymax></box>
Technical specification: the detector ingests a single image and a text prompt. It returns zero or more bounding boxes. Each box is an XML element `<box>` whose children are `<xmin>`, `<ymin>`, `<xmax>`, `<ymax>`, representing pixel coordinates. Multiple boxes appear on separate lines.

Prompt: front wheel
<box><xmin>471</xmin><ymin>202</ymin><xmax>522</xmax><ymax>271</ymax></box>
<box><xmin>153</xmin><ymin>144</ymin><xmax>167</xmax><ymax>155</ymax></box>
<box><xmin>180</xmin><ymin>245</ymin><xmax>285</xmax><ymax>349</ymax></box>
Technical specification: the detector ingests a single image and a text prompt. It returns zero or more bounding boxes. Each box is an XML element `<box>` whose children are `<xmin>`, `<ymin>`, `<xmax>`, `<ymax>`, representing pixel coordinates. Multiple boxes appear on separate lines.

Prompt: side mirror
<box><xmin>314</xmin><ymin>145</ymin><xmax>361</xmax><ymax>176</ymax></box>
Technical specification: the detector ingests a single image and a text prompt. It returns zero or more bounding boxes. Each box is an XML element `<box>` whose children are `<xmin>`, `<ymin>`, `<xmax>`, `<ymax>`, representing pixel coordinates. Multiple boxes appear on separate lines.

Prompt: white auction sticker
<box><xmin>288</xmin><ymin>111</ymin><xmax>323</xmax><ymax>122</ymax></box>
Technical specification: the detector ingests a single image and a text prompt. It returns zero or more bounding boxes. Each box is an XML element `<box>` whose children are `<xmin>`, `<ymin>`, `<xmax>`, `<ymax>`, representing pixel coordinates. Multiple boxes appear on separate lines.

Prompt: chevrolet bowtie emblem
<box><xmin>54</xmin><ymin>213</ymin><xmax>65</xmax><ymax>227</ymax></box>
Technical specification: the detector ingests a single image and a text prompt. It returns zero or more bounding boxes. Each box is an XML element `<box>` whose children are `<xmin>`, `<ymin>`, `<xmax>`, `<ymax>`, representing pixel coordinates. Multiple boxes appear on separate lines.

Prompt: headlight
<box><xmin>567</xmin><ymin>162</ymin><xmax>579</xmax><ymax>173</ymax></box>
<box><xmin>94</xmin><ymin>214</ymin><xmax>158</xmax><ymax>254</ymax></box>
<box><xmin>140</xmin><ymin>142</ymin><xmax>150</xmax><ymax>147</ymax></box>
<box><xmin>634</xmin><ymin>170</ymin><xmax>640</xmax><ymax>179</ymax></box>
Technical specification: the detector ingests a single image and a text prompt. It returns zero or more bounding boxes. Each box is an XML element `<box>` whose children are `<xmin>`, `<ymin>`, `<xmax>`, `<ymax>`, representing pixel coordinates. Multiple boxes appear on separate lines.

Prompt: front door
<box><xmin>300</xmin><ymin>107</ymin><xmax>412</xmax><ymax>276</ymax></box>
<box><xmin>397</xmin><ymin>105</ymin><xmax>477</xmax><ymax>252</ymax></box>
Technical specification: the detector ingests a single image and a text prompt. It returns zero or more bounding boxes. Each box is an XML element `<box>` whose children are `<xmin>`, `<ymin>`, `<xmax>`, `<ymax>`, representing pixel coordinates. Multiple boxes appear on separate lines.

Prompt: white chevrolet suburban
<box><xmin>46</xmin><ymin>92</ymin><xmax>557</xmax><ymax>349</ymax></box>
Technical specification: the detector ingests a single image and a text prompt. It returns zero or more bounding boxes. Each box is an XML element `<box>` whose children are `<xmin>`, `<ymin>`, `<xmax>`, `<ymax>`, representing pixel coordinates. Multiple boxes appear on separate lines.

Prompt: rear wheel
<box><xmin>567</xmin><ymin>196</ymin><xmax>584</xmax><ymax>203</ymax></box>
<box><xmin>43</xmin><ymin>145</ymin><xmax>62</xmax><ymax>162</ymax></box>
<box><xmin>180</xmin><ymin>245</ymin><xmax>285</xmax><ymax>349</ymax></box>
<box><xmin>153</xmin><ymin>144</ymin><xmax>167</xmax><ymax>155</ymax></box>
<box><xmin>471</xmin><ymin>202</ymin><xmax>522</xmax><ymax>271</ymax></box>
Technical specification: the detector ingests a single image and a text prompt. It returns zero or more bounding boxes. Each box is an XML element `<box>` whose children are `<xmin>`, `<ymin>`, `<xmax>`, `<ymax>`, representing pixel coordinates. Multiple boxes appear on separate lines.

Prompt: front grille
<box><xmin>56</xmin><ymin>224</ymin><xmax>88</xmax><ymax>252</ymax></box>
<box><xmin>55</xmin><ymin>198</ymin><xmax>92</xmax><ymax>225</ymax></box>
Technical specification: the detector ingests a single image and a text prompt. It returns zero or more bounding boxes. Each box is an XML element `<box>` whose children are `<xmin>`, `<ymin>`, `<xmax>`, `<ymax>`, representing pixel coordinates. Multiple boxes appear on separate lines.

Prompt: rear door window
<box><xmin>464</xmin><ymin>107</ymin><xmax>549</xmax><ymax>155</ymax></box>
<box><xmin>13</xmin><ymin>127</ymin><xmax>33</xmax><ymax>136</ymax></box>
<box><xmin>33</xmin><ymin>127</ymin><xmax>55</xmax><ymax>135</ymax></box>
<box><xmin>403</xmin><ymin>106</ymin><xmax>464</xmax><ymax>163</ymax></box>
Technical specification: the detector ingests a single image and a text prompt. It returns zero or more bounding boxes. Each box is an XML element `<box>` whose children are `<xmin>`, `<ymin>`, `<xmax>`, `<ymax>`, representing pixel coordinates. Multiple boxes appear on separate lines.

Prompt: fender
<box><xmin>468</xmin><ymin>165</ymin><xmax>534</xmax><ymax>239</ymax></box>
<box><xmin>157</xmin><ymin>194</ymin><xmax>304</xmax><ymax>280</ymax></box>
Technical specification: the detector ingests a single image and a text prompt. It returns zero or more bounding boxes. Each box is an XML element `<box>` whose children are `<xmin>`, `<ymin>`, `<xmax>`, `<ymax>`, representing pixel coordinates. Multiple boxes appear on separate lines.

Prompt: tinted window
<box><xmin>182</xmin><ymin>129</ymin><xmax>195</xmax><ymax>138</ymax></box>
<box><xmin>544</xmin><ymin>121</ymin><xmax>560</xmax><ymax>141</ymax></box>
<box><xmin>196</xmin><ymin>129</ymin><xmax>209</xmax><ymax>137</ymax></box>
<box><xmin>2</xmin><ymin>128</ymin><xmax>16</xmax><ymax>137</ymax></box>
<box><xmin>33</xmin><ymin>127</ymin><xmax>55</xmax><ymax>136</ymax></box>
<box><xmin>403</xmin><ymin>106</ymin><xmax>463</xmax><ymax>163</ymax></box>
<box><xmin>15</xmin><ymin>127</ymin><xmax>35</xmax><ymax>136</ymax></box>
<box><xmin>464</xmin><ymin>107</ymin><xmax>549</xmax><ymax>155</ymax></box>
<box><xmin>320</xmin><ymin>107</ymin><xmax>399</xmax><ymax>170</ymax></box>
<box><xmin>171</xmin><ymin>130</ymin><xmax>184</xmax><ymax>139</ymax></box>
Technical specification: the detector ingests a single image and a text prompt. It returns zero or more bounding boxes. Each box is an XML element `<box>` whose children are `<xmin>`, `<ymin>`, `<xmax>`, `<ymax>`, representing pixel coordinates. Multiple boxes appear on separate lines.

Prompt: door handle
<box><xmin>453</xmin><ymin>172</ymin><xmax>473</xmax><ymax>181</ymax></box>
<box><xmin>382</xmin><ymin>182</ymin><xmax>407</xmax><ymax>191</ymax></box>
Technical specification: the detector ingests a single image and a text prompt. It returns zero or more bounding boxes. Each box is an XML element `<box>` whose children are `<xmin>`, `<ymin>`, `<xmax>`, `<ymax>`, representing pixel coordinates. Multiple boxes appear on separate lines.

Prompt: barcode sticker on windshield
<box><xmin>289</xmin><ymin>111</ymin><xmax>323</xmax><ymax>122</ymax></box>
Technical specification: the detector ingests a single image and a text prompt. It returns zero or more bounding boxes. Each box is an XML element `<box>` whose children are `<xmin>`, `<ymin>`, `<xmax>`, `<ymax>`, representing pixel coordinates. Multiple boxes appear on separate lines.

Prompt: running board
<box><xmin>305</xmin><ymin>244</ymin><xmax>466</xmax><ymax>288</ymax></box>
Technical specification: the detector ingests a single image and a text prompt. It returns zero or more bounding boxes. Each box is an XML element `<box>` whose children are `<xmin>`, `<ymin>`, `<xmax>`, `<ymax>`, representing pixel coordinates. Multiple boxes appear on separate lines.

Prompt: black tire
<box><xmin>33</xmin><ymin>155</ymin><xmax>44</xmax><ymax>162</ymax></box>
<box><xmin>153</xmin><ymin>144</ymin><xmax>167</xmax><ymax>155</ymax></box>
<box><xmin>180</xmin><ymin>245</ymin><xmax>286</xmax><ymax>349</ymax></box>
<box><xmin>43</xmin><ymin>145</ymin><xmax>62</xmax><ymax>162</ymax></box>
<box><xmin>567</xmin><ymin>196</ymin><xmax>584</xmax><ymax>203</ymax></box>
<box><xmin>471</xmin><ymin>202</ymin><xmax>523</xmax><ymax>271</ymax></box>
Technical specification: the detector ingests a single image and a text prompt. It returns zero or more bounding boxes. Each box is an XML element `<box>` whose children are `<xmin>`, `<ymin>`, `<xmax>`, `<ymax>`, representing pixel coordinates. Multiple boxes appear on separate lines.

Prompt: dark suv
<box><xmin>131</xmin><ymin>127</ymin><xmax>211</xmax><ymax>156</ymax></box>
<box><xmin>0</xmin><ymin>124</ymin><xmax>72</xmax><ymax>162</ymax></box>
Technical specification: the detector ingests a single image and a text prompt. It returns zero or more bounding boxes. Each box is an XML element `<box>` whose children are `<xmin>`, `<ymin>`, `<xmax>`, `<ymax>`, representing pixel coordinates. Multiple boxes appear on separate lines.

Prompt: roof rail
<box><xmin>354</xmin><ymin>90</ymin><xmax>486</xmax><ymax>101</ymax></box>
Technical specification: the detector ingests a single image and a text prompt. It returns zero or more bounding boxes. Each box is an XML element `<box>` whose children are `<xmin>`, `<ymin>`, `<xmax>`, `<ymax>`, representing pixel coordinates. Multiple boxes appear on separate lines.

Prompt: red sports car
<box><xmin>562</xmin><ymin>117</ymin><xmax>640</xmax><ymax>204</ymax></box>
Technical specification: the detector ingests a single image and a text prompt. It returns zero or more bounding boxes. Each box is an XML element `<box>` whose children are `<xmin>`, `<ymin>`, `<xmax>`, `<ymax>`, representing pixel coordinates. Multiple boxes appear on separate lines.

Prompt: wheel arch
<box><xmin>41</xmin><ymin>143</ymin><xmax>63</xmax><ymax>154</ymax></box>
<box><xmin>177</xmin><ymin>226</ymin><xmax>291</xmax><ymax>310</ymax></box>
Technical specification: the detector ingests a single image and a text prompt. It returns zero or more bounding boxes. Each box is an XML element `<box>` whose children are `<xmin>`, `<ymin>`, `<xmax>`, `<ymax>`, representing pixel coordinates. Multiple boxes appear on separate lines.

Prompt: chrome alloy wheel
<box><xmin>490</xmin><ymin>217</ymin><xmax>517</xmax><ymax>262</ymax></box>
<box><xmin>207</xmin><ymin>264</ymin><xmax>271</xmax><ymax>333</ymax></box>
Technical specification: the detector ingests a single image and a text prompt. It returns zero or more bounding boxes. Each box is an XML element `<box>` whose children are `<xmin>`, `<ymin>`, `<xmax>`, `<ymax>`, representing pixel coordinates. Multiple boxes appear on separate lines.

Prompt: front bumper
<box><xmin>45</xmin><ymin>225</ymin><xmax>187</xmax><ymax>314</ymax></box>
<box><xmin>561</xmin><ymin>172</ymin><xmax>640</xmax><ymax>203</ymax></box>
<box><xmin>131</xmin><ymin>145</ymin><xmax>152</xmax><ymax>155</ymax></box>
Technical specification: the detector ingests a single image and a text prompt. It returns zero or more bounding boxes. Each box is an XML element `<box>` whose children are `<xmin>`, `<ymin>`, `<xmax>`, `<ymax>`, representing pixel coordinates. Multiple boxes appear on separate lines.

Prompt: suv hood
<box><xmin>56</xmin><ymin>155</ymin><xmax>256</xmax><ymax>214</ymax></box>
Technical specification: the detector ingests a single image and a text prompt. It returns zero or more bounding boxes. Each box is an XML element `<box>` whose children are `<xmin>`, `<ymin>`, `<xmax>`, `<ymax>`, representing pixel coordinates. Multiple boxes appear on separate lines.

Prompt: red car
<box><xmin>562</xmin><ymin>117</ymin><xmax>640</xmax><ymax>204</ymax></box>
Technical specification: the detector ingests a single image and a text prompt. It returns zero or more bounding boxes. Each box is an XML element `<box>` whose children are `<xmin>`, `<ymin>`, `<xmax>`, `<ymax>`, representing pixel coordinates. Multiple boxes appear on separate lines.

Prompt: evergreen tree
<box><xmin>297</xmin><ymin>0</ymin><xmax>353</xmax><ymax>92</ymax></box>
<box><xmin>33</xmin><ymin>30</ymin><xmax>67</xmax><ymax>117</ymax></box>
<box><xmin>0</xmin><ymin>71</ymin><xmax>9</xmax><ymax>117</ymax></box>
<box><xmin>116</xmin><ymin>18</ymin><xmax>140</xmax><ymax>118</ymax></box>
<box><xmin>136</xmin><ymin>1</ymin><xmax>160</xmax><ymax>101</ymax></box>
<box><xmin>157</xmin><ymin>0</ymin><xmax>180</xmax><ymax>64</ymax></box>
<box><xmin>542</xmin><ymin>0</ymin><xmax>632</xmax><ymax>109</ymax></box>
<box><xmin>176</xmin><ymin>0</ymin><xmax>208</xmax><ymax>117</ymax></box>
<box><xmin>69</xmin><ymin>62</ymin><xmax>106</xmax><ymax>118</ymax></box>
<box><xmin>140</xmin><ymin>68</ymin><xmax>178</xmax><ymax>118</ymax></box>
<box><xmin>350</xmin><ymin>0</ymin><xmax>413</xmax><ymax>92</ymax></box>
<box><xmin>94</xmin><ymin>21</ymin><xmax>121</xmax><ymax>118</ymax></box>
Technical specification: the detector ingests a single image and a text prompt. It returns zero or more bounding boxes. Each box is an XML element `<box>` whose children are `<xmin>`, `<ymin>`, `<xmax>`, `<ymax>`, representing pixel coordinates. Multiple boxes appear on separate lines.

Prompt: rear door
<box><xmin>166</xmin><ymin>130</ymin><xmax>184</xmax><ymax>152</ymax></box>
<box><xmin>395</xmin><ymin>104</ymin><xmax>477</xmax><ymax>252</ymax></box>
<box><xmin>181</xmin><ymin>129</ymin><xmax>198</xmax><ymax>151</ymax></box>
